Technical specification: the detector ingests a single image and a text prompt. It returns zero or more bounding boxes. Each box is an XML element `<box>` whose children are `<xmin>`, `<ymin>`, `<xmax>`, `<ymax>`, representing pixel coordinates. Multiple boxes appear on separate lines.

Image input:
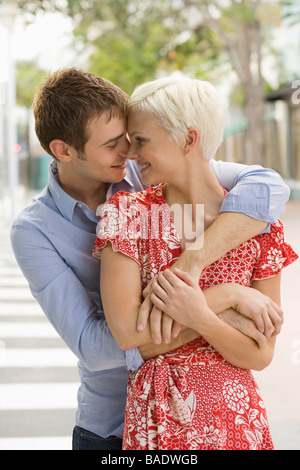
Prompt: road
<box><xmin>0</xmin><ymin>199</ymin><xmax>299</xmax><ymax>450</ymax></box>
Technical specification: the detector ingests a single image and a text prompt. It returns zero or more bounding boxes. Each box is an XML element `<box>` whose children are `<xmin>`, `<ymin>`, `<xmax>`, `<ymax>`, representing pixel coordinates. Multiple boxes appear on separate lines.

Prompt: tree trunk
<box><xmin>244</xmin><ymin>81</ymin><xmax>266</xmax><ymax>166</ymax></box>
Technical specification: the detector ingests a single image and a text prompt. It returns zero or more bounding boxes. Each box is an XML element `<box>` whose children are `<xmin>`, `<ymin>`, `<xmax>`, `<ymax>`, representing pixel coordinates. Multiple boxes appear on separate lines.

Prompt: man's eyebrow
<box><xmin>101</xmin><ymin>133</ymin><xmax>124</xmax><ymax>146</ymax></box>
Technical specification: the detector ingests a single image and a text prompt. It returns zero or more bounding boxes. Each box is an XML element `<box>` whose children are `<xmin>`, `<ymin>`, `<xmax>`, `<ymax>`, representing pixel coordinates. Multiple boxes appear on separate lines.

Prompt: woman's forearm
<box><xmin>203</xmin><ymin>283</ymin><xmax>236</xmax><ymax>314</ymax></box>
<box><xmin>194</xmin><ymin>309</ymin><xmax>275</xmax><ymax>371</ymax></box>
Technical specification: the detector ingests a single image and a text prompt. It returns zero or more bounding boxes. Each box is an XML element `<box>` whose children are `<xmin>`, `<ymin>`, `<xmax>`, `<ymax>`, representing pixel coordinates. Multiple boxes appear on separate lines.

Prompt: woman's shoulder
<box><xmin>252</xmin><ymin>219</ymin><xmax>298</xmax><ymax>280</ymax></box>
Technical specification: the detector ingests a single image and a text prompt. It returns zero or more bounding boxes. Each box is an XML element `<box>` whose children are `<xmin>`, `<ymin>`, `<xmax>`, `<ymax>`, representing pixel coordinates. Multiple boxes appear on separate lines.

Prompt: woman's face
<box><xmin>127</xmin><ymin>110</ymin><xmax>184</xmax><ymax>186</ymax></box>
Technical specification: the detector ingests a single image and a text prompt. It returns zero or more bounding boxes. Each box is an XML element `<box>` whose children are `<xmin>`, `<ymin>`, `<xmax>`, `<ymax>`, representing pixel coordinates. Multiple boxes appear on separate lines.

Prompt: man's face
<box><xmin>72</xmin><ymin>114</ymin><xmax>130</xmax><ymax>184</ymax></box>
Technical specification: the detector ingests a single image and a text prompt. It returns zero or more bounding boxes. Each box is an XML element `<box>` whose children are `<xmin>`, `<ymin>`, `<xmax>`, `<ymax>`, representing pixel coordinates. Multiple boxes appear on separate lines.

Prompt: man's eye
<box><xmin>136</xmin><ymin>137</ymin><xmax>145</xmax><ymax>145</ymax></box>
<box><xmin>108</xmin><ymin>142</ymin><xmax>118</xmax><ymax>149</ymax></box>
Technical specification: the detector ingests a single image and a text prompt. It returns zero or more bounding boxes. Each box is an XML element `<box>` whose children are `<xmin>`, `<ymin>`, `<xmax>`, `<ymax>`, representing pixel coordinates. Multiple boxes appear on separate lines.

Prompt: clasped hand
<box><xmin>137</xmin><ymin>268</ymin><xmax>283</xmax><ymax>348</ymax></box>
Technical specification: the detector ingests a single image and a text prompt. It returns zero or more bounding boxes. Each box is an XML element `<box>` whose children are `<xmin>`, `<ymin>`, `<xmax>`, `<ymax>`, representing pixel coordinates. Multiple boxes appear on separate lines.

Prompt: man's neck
<box><xmin>56</xmin><ymin>171</ymin><xmax>110</xmax><ymax>212</ymax></box>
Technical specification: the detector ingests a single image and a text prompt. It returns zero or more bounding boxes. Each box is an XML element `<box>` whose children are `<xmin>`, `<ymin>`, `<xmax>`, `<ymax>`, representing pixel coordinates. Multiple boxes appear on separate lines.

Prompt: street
<box><xmin>0</xmin><ymin>199</ymin><xmax>299</xmax><ymax>450</ymax></box>
<box><xmin>0</xmin><ymin>219</ymin><xmax>78</xmax><ymax>450</ymax></box>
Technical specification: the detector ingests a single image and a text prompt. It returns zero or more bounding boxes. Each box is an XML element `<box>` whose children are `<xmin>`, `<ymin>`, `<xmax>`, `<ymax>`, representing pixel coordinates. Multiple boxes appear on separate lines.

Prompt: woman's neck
<box><xmin>162</xmin><ymin>158</ymin><xmax>225</xmax><ymax>247</ymax></box>
<box><xmin>164</xmin><ymin>159</ymin><xmax>224</xmax><ymax>226</ymax></box>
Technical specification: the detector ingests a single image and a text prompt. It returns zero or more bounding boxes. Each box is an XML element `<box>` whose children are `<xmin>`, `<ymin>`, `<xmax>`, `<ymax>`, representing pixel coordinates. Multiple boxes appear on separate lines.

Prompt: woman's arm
<box><xmin>100</xmin><ymin>244</ymin><xmax>197</xmax><ymax>353</ymax></box>
<box><xmin>100</xmin><ymin>245</ymin><xmax>150</xmax><ymax>351</ymax></box>
<box><xmin>100</xmin><ymin>244</ymin><xmax>279</xmax><ymax>363</ymax></box>
<box><xmin>150</xmin><ymin>268</ymin><xmax>280</xmax><ymax>371</ymax></box>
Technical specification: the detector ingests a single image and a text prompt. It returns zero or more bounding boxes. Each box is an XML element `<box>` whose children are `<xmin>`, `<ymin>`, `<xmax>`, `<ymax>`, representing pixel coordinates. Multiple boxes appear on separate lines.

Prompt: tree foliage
<box><xmin>7</xmin><ymin>0</ymin><xmax>293</xmax><ymax>164</ymax></box>
<box><xmin>16</xmin><ymin>60</ymin><xmax>47</xmax><ymax>109</ymax></box>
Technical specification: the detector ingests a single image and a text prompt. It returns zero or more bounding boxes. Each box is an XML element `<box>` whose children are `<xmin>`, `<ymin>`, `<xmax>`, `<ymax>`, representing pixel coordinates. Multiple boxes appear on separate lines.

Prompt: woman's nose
<box><xmin>127</xmin><ymin>144</ymin><xmax>138</xmax><ymax>160</ymax></box>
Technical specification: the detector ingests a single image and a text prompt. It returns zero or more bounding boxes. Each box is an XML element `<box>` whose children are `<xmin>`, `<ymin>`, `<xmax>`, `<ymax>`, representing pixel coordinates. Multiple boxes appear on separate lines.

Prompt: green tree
<box><xmin>11</xmin><ymin>0</ymin><xmax>285</xmax><ymax>164</ymax></box>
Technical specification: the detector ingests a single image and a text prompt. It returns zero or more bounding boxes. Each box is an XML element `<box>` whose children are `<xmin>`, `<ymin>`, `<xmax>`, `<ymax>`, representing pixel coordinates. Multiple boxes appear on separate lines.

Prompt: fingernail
<box><xmin>137</xmin><ymin>323</ymin><xmax>144</xmax><ymax>331</ymax></box>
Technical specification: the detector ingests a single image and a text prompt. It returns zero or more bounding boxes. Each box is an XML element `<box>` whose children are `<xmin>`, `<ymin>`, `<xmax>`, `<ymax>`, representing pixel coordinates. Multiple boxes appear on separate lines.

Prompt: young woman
<box><xmin>93</xmin><ymin>77</ymin><xmax>298</xmax><ymax>450</ymax></box>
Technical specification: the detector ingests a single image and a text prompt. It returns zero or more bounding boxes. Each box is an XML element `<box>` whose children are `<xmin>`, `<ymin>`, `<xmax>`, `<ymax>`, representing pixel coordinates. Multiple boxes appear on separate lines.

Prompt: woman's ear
<box><xmin>49</xmin><ymin>139</ymin><xmax>73</xmax><ymax>162</ymax></box>
<box><xmin>183</xmin><ymin>127</ymin><xmax>199</xmax><ymax>153</ymax></box>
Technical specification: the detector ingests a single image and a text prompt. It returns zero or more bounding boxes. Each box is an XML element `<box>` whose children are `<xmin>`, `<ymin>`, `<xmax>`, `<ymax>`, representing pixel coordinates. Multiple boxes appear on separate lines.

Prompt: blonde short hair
<box><xmin>128</xmin><ymin>76</ymin><xmax>225</xmax><ymax>160</ymax></box>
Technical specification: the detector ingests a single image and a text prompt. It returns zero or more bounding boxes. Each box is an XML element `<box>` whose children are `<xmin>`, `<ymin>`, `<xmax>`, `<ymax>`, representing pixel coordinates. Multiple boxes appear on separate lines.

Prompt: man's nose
<box><xmin>119</xmin><ymin>137</ymin><xmax>130</xmax><ymax>156</ymax></box>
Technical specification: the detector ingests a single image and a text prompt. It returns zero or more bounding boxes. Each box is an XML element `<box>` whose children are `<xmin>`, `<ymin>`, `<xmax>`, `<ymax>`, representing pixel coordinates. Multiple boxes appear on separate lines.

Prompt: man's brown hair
<box><xmin>33</xmin><ymin>67</ymin><xmax>128</xmax><ymax>159</ymax></box>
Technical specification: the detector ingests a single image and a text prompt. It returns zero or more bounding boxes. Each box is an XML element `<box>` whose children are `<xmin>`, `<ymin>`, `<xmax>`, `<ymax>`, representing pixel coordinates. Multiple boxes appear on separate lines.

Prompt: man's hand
<box><xmin>218</xmin><ymin>309</ymin><xmax>267</xmax><ymax>348</ymax></box>
<box><xmin>138</xmin><ymin>328</ymin><xmax>199</xmax><ymax>361</ymax></box>
<box><xmin>231</xmin><ymin>284</ymin><xmax>283</xmax><ymax>338</ymax></box>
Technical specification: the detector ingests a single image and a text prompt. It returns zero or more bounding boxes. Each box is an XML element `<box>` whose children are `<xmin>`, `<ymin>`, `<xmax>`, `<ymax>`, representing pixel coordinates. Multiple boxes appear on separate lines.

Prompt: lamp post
<box><xmin>0</xmin><ymin>0</ymin><xmax>18</xmax><ymax>220</ymax></box>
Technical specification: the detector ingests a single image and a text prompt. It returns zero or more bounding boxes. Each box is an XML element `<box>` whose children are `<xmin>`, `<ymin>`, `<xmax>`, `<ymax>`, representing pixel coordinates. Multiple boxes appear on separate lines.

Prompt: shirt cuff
<box><xmin>125</xmin><ymin>347</ymin><xmax>144</xmax><ymax>371</ymax></box>
<box><xmin>220</xmin><ymin>182</ymin><xmax>272</xmax><ymax>233</ymax></box>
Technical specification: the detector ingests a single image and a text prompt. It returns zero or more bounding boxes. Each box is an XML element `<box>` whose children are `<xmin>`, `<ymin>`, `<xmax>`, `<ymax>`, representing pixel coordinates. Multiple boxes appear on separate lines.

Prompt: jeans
<box><xmin>72</xmin><ymin>426</ymin><xmax>123</xmax><ymax>450</ymax></box>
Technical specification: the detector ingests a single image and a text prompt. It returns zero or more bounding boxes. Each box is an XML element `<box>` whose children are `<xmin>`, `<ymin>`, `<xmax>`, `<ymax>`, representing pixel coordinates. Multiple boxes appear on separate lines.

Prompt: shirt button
<box><xmin>77</xmin><ymin>203</ymin><xmax>83</xmax><ymax>208</ymax></box>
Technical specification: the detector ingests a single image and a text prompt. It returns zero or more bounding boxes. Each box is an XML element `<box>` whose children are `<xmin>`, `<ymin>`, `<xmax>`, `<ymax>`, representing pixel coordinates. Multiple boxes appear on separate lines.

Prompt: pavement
<box><xmin>0</xmin><ymin>193</ymin><xmax>299</xmax><ymax>450</ymax></box>
<box><xmin>252</xmin><ymin>200</ymin><xmax>300</xmax><ymax>450</ymax></box>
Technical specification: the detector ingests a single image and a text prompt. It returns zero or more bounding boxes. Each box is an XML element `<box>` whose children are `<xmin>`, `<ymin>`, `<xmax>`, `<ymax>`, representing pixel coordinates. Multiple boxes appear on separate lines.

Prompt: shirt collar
<box><xmin>48</xmin><ymin>160</ymin><xmax>134</xmax><ymax>220</ymax></box>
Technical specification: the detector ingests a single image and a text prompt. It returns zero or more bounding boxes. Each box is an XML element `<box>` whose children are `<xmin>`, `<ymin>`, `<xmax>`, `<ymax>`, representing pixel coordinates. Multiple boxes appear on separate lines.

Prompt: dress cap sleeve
<box><xmin>251</xmin><ymin>220</ymin><xmax>298</xmax><ymax>281</ymax></box>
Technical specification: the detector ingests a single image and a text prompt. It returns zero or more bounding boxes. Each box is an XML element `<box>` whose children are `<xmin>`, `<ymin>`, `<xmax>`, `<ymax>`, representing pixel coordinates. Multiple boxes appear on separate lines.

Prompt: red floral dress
<box><xmin>93</xmin><ymin>184</ymin><xmax>298</xmax><ymax>450</ymax></box>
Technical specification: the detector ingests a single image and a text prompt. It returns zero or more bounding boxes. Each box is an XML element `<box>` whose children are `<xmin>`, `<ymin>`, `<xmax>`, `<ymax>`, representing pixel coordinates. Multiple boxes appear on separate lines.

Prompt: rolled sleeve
<box><xmin>125</xmin><ymin>348</ymin><xmax>144</xmax><ymax>371</ymax></box>
<box><xmin>211</xmin><ymin>160</ymin><xmax>290</xmax><ymax>232</ymax></box>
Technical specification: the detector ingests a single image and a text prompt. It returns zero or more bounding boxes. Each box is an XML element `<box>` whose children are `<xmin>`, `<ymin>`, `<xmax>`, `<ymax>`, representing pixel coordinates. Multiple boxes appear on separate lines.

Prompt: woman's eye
<box><xmin>136</xmin><ymin>137</ymin><xmax>145</xmax><ymax>145</ymax></box>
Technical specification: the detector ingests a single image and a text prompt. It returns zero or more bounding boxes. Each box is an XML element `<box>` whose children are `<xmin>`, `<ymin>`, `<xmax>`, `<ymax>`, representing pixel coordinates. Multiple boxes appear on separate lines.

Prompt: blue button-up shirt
<box><xmin>10</xmin><ymin>159</ymin><xmax>290</xmax><ymax>438</ymax></box>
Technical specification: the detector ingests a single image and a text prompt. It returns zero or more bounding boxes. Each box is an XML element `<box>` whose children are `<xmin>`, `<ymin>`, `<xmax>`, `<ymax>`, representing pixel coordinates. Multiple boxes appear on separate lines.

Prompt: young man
<box><xmin>10</xmin><ymin>68</ymin><xmax>289</xmax><ymax>450</ymax></box>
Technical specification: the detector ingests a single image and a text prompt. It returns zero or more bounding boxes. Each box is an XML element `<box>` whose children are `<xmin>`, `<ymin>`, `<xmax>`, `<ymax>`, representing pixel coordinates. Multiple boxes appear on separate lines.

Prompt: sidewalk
<box><xmin>252</xmin><ymin>201</ymin><xmax>300</xmax><ymax>450</ymax></box>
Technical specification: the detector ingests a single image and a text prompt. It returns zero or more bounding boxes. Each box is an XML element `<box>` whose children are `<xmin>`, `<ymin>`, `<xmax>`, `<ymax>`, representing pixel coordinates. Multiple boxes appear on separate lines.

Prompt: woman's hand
<box><xmin>150</xmin><ymin>268</ymin><xmax>214</xmax><ymax>331</ymax></box>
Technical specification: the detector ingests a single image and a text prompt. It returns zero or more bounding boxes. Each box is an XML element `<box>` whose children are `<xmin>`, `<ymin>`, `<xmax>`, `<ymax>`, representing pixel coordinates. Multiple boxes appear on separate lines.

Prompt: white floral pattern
<box><xmin>93</xmin><ymin>185</ymin><xmax>298</xmax><ymax>450</ymax></box>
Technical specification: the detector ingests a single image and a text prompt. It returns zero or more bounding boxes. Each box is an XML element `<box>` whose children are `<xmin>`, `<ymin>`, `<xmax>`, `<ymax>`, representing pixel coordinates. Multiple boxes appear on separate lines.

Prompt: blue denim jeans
<box><xmin>72</xmin><ymin>426</ymin><xmax>123</xmax><ymax>450</ymax></box>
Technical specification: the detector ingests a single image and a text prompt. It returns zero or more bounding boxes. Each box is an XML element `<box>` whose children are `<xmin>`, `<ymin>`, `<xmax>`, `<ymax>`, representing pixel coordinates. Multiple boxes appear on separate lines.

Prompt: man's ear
<box><xmin>183</xmin><ymin>127</ymin><xmax>199</xmax><ymax>153</ymax></box>
<box><xmin>49</xmin><ymin>139</ymin><xmax>73</xmax><ymax>162</ymax></box>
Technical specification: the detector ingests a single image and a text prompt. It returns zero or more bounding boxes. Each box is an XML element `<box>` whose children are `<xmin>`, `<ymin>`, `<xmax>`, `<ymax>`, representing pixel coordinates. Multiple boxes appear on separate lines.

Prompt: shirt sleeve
<box><xmin>210</xmin><ymin>160</ymin><xmax>290</xmax><ymax>231</ymax></box>
<box><xmin>251</xmin><ymin>220</ymin><xmax>298</xmax><ymax>281</ymax></box>
<box><xmin>10</xmin><ymin>222</ymin><xmax>143</xmax><ymax>372</ymax></box>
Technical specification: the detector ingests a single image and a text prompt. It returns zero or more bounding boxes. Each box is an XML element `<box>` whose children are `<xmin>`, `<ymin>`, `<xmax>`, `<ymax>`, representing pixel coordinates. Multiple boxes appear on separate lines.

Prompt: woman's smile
<box><xmin>138</xmin><ymin>161</ymin><xmax>151</xmax><ymax>172</ymax></box>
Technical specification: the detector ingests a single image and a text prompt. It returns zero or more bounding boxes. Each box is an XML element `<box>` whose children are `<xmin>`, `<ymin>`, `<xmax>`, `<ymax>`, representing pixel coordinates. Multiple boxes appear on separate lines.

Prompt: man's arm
<box><xmin>137</xmin><ymin>161</ymin><xmax>289</xmax><ymax>334</ymax></box>
<box><xmin>10</xmin><ymin>224</ymin><xmax>142</xmax><ymax>372</ymax></box>
<box><xmin>210</xmin><ymin>160</ymin><xmax>290</xmax><ymax>228</ymax></box>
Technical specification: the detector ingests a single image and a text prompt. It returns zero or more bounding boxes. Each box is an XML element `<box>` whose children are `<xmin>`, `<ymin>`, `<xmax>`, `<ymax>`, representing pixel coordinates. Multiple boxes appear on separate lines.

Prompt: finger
<box><xmin>262</xmin><ymin>310</ymin><xmax>275</xmax><ymax>340</ymax></box>
<box><xmin>142</xmin><ymin>278</ymin><xmax>154</xmax><ymax>299</ymax></box>
<box><xmin>149</xmin><ymin>306</ymin><xmax>163</xmax><ymax>344</ymax></box>
<box><xmin>137</xmin><ymin>294</ymin><xmax>153</xmax><ymax>331</ymax></box>
<box><xmin>174</xmin><ymin>268</ymin><xmax>197</xmax><ymax>287</ymax></box>
<box><xmin>161</xmin><ymin>314</ymin><xmax>174</xmax><ymax>344</ymax></box>
<box><xmin>152</xmin><ymin>278</ymin><xmax>168</xmax><ymax>303</ymax></box>
<box><xmin>172</xmin><ymin>321</ymin><xmax>183</xmax><ymax>338</ymax></box>
<box><xmin>150</xmin><ymin>291</ymin><xmax>165</xmax><ymax>311</ymax></box>
<box><xmin>267</xmin><ymin>306</ymin><xmax>283</xmax><ymax>336</ymax></box>
<box><xmin>156</xmin><ymin>271</ymin><xmax>174</xmax><ymax>294</ymax></box>
<box><xmin>251</xmin><ymin>311</ymin><xmax>265</xmax><ymax>334</ymax></box>
<box><xmin>255</xmin><ymin>331</ymin><xmax>267</xmax><ymax>349</ymax></box>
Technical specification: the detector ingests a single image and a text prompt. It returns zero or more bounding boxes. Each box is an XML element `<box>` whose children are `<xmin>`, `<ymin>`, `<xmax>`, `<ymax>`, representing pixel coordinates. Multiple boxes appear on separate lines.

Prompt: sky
<box><xmin>0</xmin><ymin>11</ymin><xmax>76</xmax><ymax>82</ymax></box>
